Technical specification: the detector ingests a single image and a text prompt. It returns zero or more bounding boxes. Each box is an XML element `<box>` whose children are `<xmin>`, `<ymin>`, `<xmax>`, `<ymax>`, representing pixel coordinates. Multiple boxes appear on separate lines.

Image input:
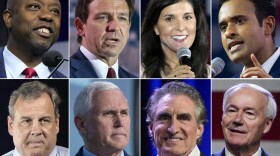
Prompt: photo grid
<box><xmin>0</xmin><ymin>0</ymin><xmax>280</xmax><ymax>156</ymax></box>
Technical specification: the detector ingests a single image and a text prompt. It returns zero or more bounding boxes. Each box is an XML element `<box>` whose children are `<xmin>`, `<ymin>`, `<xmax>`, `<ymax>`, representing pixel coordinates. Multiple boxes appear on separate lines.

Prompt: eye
<box><xmin>165</xmin><ymin>16</ymin><xmax>174</xmax><ymax>22</ymax></box>
<box><xmin>226</xmin><ymin>108</ymin><xmax>237</xmax><ymax>117</ymax></box>
<box><xmin>97</xmin><ymin>15</ymin><xmax>109</xmax><ymax>21</ymax></box>
<box><xmin>119</xmin><ymin>16</ymin><xmax>128</xmax><ymax>22</ymax></box>
<box><xmin>50</xmin><ymin>8</ymin><xmax>60</xmax><ymax>16</ymax></box>
<box><xmin>27</xmin><ymin>3</ymin><xmax>41</xmax><ymax>10</ymax></box>
<box><xmin>178</xmin><ymin>114</ymin><xmax>191</xmax><ymax>121</ymax></box>
<box><xmin>184</xmin><ymin>15</ymin><xmax>192</xmax><ymax>21</ymax></box>
<box><xmin>245</xmin><ymin>111</ymin><xmax>256</xmax><ymax>120</ymax></box>
<box><xmin>157</xmin><ymin>114</ymin><xmax>170</xmax><ymax>121</ymax></box>
<box><xmin>21</xmin><ymin>119</ymin><xmax>32</xmax><ymax>126</ymax></box>
<box><xmin>219</xmin><ymin>24</ymin><xmax>227</xmax><ymax>32</ymax></box>
<box><xmin>236</xmin><ymin>18</ymin><xmax>245</xmax><ymax>25</ymax></box>
<box><xmin>121</xmin><ymin>110</ymin><xmax>128</xmax><ymax>116</ymax></box>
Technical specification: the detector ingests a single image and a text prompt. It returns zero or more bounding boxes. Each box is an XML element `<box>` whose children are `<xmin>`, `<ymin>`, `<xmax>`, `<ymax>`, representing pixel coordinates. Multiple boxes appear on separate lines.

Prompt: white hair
<box><xmin>73</xmin><ymin>81</ymin><xmax>120</xmax><ymax>117</ymax></box>
<box><xmin>222</xmin><ymin>83</ymin><xmax>277</xmax><ymax>120</ymax></box>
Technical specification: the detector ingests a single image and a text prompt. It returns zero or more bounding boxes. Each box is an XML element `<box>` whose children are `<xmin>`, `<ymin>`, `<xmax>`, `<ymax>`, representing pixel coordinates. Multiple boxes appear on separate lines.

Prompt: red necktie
<box><xmin>106</xmin><ymin>68</ymin><xmax>116</xmax><ymax>78</ymax></box>
<box><xmin>23</xmin><ymin>68</ymin><xmax>37</xmax><ymax>78</ymax></box>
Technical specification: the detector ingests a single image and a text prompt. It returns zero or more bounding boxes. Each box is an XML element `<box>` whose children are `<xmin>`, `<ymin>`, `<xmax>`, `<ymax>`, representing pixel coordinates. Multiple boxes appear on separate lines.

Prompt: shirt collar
<box><xmin>14</xmin><ymin>146</ymin><xmax>57</xmax><ymax>156</ymax></box>
<box><xmin>242</xmin><ymin>47</ymin><xmax>280</xmax><ymax>75</ymax></box>
<box><xmin>225</xmin><ymin>146</ymin><xmax>261</xmax><ymax>156</ymax></box>
<box><xmin>3</xmin><ymin>46</ymin><xmax>51</xmax><ymax>78</ymax></box>
<box><xmin>82</xmin><ymin>146</ymin><xmax>125</xmax><ymax>156</ymax></box>
<box><xmin>80</xmin><ymin>45</ymin><xmax>119</xmax><ymax>78</ymax></box>
<box><xmin>188</xmin><ymin>145</ymin><xmax>200</xmax><ymax>156</ymax></box>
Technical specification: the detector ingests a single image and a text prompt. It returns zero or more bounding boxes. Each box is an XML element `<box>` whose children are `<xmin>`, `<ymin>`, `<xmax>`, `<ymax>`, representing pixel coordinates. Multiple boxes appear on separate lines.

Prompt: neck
<box><xmin>226</xmin><ymin>143</ymin><xmax>260</xmax><ymax>156</ymax></box>
<box><xmin>84</xmin><ymin>144</ymin><xmax>123</xmax><ymax>156</ymax></box>
<box><xmin>162</xmin><ymin>47</ymin><xmax>180</xmax><ymax>75</ymax></box>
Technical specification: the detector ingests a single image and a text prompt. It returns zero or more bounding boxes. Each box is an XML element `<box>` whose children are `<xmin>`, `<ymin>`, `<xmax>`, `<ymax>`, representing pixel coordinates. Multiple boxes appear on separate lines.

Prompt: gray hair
<box><xmin>223</xmin><ymin>83</ymin><xmax>277</xmax><ymax>120</ymax></box>
<box><xmin>145</xmin><ymin>81</ymin><xmax>208</xmax><ymax>144</ymax></box>
<box><xmin>9</xmin><ymin>81</ymin><xmax>61</xmax><ymax>119</ymax></box>
<box><xmin>74</xmin><ymin>81</ymin><xmax>120</xmax><ymax>118</ymax></box>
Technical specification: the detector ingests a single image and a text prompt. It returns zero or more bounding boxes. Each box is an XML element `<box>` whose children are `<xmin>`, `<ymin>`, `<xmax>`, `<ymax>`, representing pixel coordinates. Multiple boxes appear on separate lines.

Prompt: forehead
<box><xmin>88</xmin><ymin>0</ymin><xmax>129</xmax><ymax>14</ymax></box>
<box><xmin>92</xmin><ymin>89</ymin><xmax>128</xmax><ymax>110</ymax></box>
<box><xmin>160</xmin><ymin>1</ymin><xmax>194</xmax><ymax>15</ymax></box>
<box><xmin>219</xmin><ymin>0</ymin><xmax>256</xmax><ymax>22</ymax></box>
<box><xmin>226</xmin><ymin>88</ymin><xmax>267</xmax><ymax>109</ymax></box>
<box><xmin>13</xmin><ymin>93</ymin><xmax>55</xmax><ymax>117</ymax></box>
<box><xmin>16</xmin><ymin>0</ymin><xmax>61</xmax><ymax>6</ymax></box>
<box><xmin>156</xmin><ymin>94</ymin><xmax>196</xmax><ymax>113</ymax></box>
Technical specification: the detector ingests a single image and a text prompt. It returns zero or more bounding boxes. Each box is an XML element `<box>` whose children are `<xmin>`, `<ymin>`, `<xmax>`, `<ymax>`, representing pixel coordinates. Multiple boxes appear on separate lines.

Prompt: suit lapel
<box><xmin>269</xmin><ymin>54</ymin><xmax>280</xmax><ymax>78</ymax></box>
<box><xmin>0</xmin><ymin>48</ymin><xmax>7</xmax><ymax>78</ymax></box>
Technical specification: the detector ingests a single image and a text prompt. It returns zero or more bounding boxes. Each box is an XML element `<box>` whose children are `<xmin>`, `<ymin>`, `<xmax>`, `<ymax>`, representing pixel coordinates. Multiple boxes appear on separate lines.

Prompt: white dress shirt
<box><xmin>242</xmin><ymin>47</ymin><xmax>280</xmax><ymax>76</ymax></box>
<box><xmin>80</xmin><ymin>45</ymin><xmax>119</xmax><ymax>78</ymax></box>
<box><xmin>225</xmin><ymin>146</ymin><xmax>262</xmax><ymax>156</ymax></box>
<box><xmin>3</xmin><ymin>146</ymin><xmax>69</xmax><ymax>156</ymax></box>
<box><xmin>82</xmin><ymin>146</ymin><xmax>125</xmax><ymax>156</ymax></box>
<box><xmin>3</xmin><ymin>46</ymin><xmax>51</xmax><ymax>78</ymax></box>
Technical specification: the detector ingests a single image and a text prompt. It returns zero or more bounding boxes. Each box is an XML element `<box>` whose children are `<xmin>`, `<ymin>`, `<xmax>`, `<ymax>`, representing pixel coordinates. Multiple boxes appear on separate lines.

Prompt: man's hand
<box><xmin>240</xmin><ymin>54</ymin><xmax>272</xmax><ymax>78</ymax></box>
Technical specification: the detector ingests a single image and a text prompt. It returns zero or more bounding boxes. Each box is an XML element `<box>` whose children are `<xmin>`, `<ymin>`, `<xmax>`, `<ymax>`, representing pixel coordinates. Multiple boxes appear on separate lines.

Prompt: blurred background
<box><xmin>69</xmin><ymin>0</ymin><xmax>140</xmax><ymax>77</ymax></box>
<box><xmin>212</xmin><ymin>79</ymin><xmax>280</xmax><ymax>155</ymax></box>
<box><xmin>0</xmin><ymin>0</ymin><xmax>69</xmax><ymax>77</ymax></box>
<box><xmin>141</xmin><ymin>79</ymin><xmax>211</xmax><ymax>156</ymax></box>
<box><xmin>69</xmin><ymin>79</ymin><xmax>139</xmax><ymax>155</ymax></box>
<box><xmin>212</xmin><ymin>0</ymin><xmax>280</xmax><ymax>78</ymax></box>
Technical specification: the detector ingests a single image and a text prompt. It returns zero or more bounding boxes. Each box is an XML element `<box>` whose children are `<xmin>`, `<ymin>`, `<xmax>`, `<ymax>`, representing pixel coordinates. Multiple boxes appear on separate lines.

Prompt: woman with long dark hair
<box><xmin>141</xmin><ymin>0</ymin><xmax>209</xmax><ymax>78</ymax></box>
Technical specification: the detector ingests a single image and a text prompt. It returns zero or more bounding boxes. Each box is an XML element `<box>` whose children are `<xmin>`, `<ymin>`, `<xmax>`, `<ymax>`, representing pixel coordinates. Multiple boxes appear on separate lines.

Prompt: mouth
<box><xmin>227</xmin><ymin>40</ymin><xmax>244</xmax><ymax>53</ymax></box>
<box><xmin>172</xmin><ymin>35</ymin><xmax>187</xmax><ymax>41</ymax></box>
<box><xmin>34</xmin><ymin>26</ymin><xmax>54</xmax><ymax>38</ymax></box>
<box><xmin>164</xmin><ymin>137</ymin><xmax>183</xmax><ymax>142</ymax></box>
<box><xmin>229</xmin><ymin>128</ymin><xmax>246</xmax><ymax>134</ymax></box>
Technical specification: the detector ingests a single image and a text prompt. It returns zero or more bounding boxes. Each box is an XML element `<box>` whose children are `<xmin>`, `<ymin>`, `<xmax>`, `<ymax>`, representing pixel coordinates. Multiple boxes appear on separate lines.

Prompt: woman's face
<box><xmin>154</xmin><ymin>1</ymin><xmax>196</xmax><ymax>54</ymax></box>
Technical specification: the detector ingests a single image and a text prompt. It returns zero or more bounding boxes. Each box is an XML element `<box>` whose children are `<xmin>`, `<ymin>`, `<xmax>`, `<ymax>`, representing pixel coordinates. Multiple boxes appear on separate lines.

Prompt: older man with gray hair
<box><xmin>213</xmin><ymin>83</ymin><xmax>277</xmax><ymax>156</ymax></box>
<box><xmin>74</xmin><ymin>81</ymin><xmax>131</xmax><ymax>156</ymax></box>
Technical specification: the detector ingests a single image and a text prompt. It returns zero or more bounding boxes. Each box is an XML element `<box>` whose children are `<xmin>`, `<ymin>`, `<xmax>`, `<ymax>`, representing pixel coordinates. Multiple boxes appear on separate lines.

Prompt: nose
<box><xmin>38</xmin><ymin>7</ymin><xmax>53</xmax><ymax>22</ymax></box>
<box><xmin>224</xmin><ymin>23</ymin><xmax>237</xmax><ymax>39</ymax></box>
<box><xmin>167</xmin><ymin>118</ymin><xmax>179</xmax><ymax>134</ymax></box>
<box><xmin>113</xmin><ymin>113</ymin><xmax>124</xmax><ymax>128</ymax></box>
<box><xmin>30</xmin><ymin>121</ymin><xmax>43</xmax><ymax>136</ymax></box>
<box><xmin>175</xmin><ymin>19</ymin><xmax>185</xmax><ymax>32</ymax></box>
<box><xmin>232</xmin><ymin>111</ymin><xmax>244</xmax><ymax>126</ymax></box>
<box><xmin>107</xmin><ymin>19</ymin><xmax>120</xmax><ymax>32</ymax></box>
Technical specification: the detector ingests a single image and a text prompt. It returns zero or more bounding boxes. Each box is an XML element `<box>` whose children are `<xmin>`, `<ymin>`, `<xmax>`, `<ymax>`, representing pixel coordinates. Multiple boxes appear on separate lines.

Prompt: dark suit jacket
<box><xmin>0</xmin><ymin>48</ymin><xmax>66</xmax><ymax>78</ymax></box>
<box><xmin>232</xmin><ymin>54</ymin><xmax>280</xmax><ymax>78</ymax></box>
<box><xmin>212</xmin><ymin>148</ymin><xmax>269</xmax><ymax>156</ymax></box>
<box><xmin>70</xmin><ymin>49</ymin><xmax>137</xmax><ymax>78</ymax></box>
<box><xmin>75</xmin><ymin>146</ymin><xmax>130</xmax><ymax>156</ymax></box>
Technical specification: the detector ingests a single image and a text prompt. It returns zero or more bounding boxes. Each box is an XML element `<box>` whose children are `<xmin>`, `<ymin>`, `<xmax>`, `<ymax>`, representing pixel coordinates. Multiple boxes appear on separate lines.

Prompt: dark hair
<box><xmin>141</xmin><ymin>0</ymin><xmax>209</xmax><ymax>78</ymax></box>
<box><xmin>75</xmin><ymin>0</ymin><xmax>135</xmax><ymax>43</ymax></box>
<box><xmin>218</xmin><ymin>0</ymin><xmax>278</xmax><ymax>39</ymax></box>
<box><xmin>145</xmin><ymin>81</ymin><xmax>208</xmax><ymax>144</ymax></box>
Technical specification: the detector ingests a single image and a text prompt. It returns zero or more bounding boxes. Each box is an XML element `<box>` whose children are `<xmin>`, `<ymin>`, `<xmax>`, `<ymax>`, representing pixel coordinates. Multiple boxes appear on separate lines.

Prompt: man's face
<box><xmin>154</xmin><ymin>1</ymin><xmax>196</xmax><ymax>54</ymax></box>
<box><xmin>222</xmin><ymin>88</ymin><xmax>272</xmax><ymax>148</ymax></box>
<box><xmin>218</xmin><ymin>0</ymin><xmax>266</xmax><ymax>66</ymax></box>
<box><xmin>84</xmin><ymin>89</ymin><xmax>130</xmax><ymax>153</ymax></box>
<box><xmin>78</xmin><ymin>0</ymin><xmax>130</xmax><ymax>60</ymax></box>
<box><xmin>8</xmin><ymin>93</ymin><xmax>59</xmax><ymax>156</ymax></box>
<box><xmin>150</xmin><ymin>94</ymin><xmax>203</xmax><ymax>155</ymax></box>
<box><xmin>8</xmin><ymin>0</ymin><xmax>61</xmax><ymax>54</ymax></box>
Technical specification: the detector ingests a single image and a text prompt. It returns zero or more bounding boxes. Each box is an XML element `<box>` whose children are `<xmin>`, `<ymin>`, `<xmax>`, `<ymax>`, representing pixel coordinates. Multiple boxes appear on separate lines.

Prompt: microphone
<box><xmin>177</xmin><ymin>47</ymin><xmax>191</xmax><ymax>66</ymax></box>
<box><xmin>211</xmin><ymin>57</ymin><xmax>225</xmax><ymax>77</ymax></box>
<box><xmin>42</xmin><ymin>51</ymin><xmax>69</xmax><ymax>78</ymax></box>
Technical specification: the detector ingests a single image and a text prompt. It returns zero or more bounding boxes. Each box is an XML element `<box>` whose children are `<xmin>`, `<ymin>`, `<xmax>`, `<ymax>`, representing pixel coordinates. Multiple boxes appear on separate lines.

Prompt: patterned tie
<box><xmin>23</xmin><ymin>68</ymin><xmax>37</xmax><ymax>78</ymax></box>
<box><xmin>106</xmin><ymin>68</ymin><xmax>116</xmax><ymax>78</ymax></box>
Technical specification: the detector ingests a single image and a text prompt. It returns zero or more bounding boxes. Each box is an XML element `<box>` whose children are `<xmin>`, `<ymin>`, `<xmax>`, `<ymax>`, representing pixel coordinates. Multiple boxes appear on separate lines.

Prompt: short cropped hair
<box><xmin>9</xmin><ymin>81</ymin><xmax>61</xmax><ymax>119</ymax></box>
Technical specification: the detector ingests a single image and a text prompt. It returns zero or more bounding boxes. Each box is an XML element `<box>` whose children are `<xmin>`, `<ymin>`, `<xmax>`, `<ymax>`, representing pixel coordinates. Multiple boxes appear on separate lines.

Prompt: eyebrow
<box><xmin>219</xmin><ymin>15</ymin><xmax>247</xmax><ymax>25</ymax></box>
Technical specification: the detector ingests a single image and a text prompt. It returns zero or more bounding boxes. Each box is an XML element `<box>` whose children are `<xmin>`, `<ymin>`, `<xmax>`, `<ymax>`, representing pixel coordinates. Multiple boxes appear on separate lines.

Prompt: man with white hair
<box><xmin>73</xmin><ymin>81</ymin><xmax>131</xmax><ymax>156</ymax></box>
<box><xmin>213</xmin><ymin>83</ymin><xmax>277</xmax><ymax>156</ymax></box>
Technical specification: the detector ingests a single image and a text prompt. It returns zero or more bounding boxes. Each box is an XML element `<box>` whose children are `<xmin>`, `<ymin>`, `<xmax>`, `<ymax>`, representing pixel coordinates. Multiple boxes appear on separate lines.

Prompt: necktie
<box><xmin>106</xmin><ymin>68</ymin><xmax>116</xmax><ymax>78</ymax></box>
<box><xmin>23</xmin><ymin>68</ymin><xmax>37</xmax><ymax>78</ymax></box>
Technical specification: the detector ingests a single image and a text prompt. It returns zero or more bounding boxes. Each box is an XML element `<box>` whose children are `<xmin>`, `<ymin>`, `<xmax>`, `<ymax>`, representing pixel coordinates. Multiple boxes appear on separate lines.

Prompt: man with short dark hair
<box><xmin>218</xmin><ymin>0</ymin><xmax>280</xmax><ymax>78</ymax></box>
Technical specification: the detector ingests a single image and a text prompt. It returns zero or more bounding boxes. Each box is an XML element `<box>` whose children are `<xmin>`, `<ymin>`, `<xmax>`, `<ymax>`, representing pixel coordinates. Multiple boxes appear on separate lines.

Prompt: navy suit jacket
<box><xmin>75</xmin><ymin>146</ymin><xmax>130</xmax><ymax>156</ymax></box>
<box><xmin>232</xmin><ymin>54</ymin><xmax>280</xmax><ymax>78</ymax></box>
<box><xmin>212</xmin><ymin>148</ymin><xmax>269</xmax><ymax>156</ymax></box>
<box><xmin>70</xmin><ymin>49</ymin><xmax>137</xmax><ymax>78</ymax></box>
<box><xmin>0</xmin><ymin>48</ymin><xmax>66</xmax><ymax>78</ymax></box>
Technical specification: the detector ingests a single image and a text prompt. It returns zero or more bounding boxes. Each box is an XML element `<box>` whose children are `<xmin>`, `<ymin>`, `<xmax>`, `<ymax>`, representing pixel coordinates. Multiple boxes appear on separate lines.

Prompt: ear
<box><xmin>154</xmin><ymin>25</ymin><xmax>159</xmax><ymax>35</ymax></box>
<box><xmin>55</xmin><ymin>115</ymin><xmax>60</xmax><ymax>134</ymax></box>
<box><xmin>196</xmin><ymin>124</ymin><xmax>204</xmax><ymax>140</ymax></box>
<box><xmin>74</xmin><ymin>116</ymin><xmax>87</xmax><ymax>135</ymax></box>
<box><xmin>74</xmin><ymin>17</ymin><xmax>86</xmax><ymax>37</ymax></box>
<box><xmin>263</xmin><ymin>16</ymin><xmax>275</xmax><ymax>35</ymax></box>
<box><xmin>3</xmin><ymin>9</ymin><xmax>13</xmax><ymax>29</ymax></box>
<box><xmin>7</xmin><ymin>116</ymin><xmax>14</xmax><ymax>136</ymax></box>
<box><xmin>263</xmin><ymin>119</ymin><xmax>272</xmax><ymax>134</ymax></box>
<box><xmin>148</xmin><ymin>123</ymin><xmax>154</xmax><ymax>138</ymax></box>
